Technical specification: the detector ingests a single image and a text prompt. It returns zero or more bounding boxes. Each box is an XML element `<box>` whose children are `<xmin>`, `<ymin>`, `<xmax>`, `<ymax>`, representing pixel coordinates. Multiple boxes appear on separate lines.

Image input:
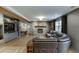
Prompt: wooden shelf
<box><xmin>35</xmin><ymin>26</ymin><xmax>46</xmax><ymax>28</ymax></box>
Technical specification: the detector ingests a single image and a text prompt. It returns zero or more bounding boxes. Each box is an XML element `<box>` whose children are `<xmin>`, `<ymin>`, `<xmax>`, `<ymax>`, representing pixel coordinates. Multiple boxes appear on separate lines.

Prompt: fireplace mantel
<box><xmin>35</xmin><ymin>26</ymin><xmax>46</xmax><ymax>28</ymax></box>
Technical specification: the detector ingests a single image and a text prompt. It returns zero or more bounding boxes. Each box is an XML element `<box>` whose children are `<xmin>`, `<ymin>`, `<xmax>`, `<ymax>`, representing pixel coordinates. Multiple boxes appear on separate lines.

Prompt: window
<box><xmin>55</xmin><ymin>18</ymin><xmax>62</xmax><ymax>33</ymax></box>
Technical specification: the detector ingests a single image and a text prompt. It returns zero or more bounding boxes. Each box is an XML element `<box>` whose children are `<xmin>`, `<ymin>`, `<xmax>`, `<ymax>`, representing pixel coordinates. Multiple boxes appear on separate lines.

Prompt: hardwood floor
<box><xmin>68</xmin><ymin>48</ymin><xmax>75</xmax><ymax>53</ymax></box>
<box><xmin>0</xmin><ymin>35</ymin><xmax>33</xmax><ymax>53</ymax></box>
<box><xmin>0</xmin><ymin>35</ymin><xmax>75</xmax><ymax>53</ymax></box>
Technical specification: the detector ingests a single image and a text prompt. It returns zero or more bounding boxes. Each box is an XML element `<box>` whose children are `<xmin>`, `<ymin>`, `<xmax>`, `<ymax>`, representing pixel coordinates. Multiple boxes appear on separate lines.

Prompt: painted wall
<box><xmin>67</xmin><ymin>9</ymin><xmax>79</xmax><ymax>52</ymax></box>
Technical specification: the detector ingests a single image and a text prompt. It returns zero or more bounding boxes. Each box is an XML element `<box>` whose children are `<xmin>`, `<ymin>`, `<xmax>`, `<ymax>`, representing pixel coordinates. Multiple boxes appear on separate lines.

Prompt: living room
<box><xmin>0</xmin><ymin>6</ymin><xmax>79</xmax><ymax>53</ymax></box>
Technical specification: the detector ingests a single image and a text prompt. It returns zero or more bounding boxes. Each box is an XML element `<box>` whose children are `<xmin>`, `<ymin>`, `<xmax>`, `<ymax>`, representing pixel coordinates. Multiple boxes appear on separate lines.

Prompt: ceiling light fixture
<box><xmin>37</xmin><ymin>16</ymin><xmax>45</xmax><ymax>20</ymax></box>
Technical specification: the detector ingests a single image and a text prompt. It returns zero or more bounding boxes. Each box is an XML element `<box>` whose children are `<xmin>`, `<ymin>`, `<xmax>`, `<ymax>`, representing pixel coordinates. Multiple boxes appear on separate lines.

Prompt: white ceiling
<box><xmin>7</xmin><ymin>6</ymin><xmax>78</xmax><ymax>21</ymax></box>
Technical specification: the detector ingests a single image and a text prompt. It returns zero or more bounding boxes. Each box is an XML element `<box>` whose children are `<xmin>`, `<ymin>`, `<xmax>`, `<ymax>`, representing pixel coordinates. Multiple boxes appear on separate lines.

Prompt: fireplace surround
<box><xmin>37</xmin><ymin>29</ymin><xmax>43</xmax><ymax>33</ymax></box>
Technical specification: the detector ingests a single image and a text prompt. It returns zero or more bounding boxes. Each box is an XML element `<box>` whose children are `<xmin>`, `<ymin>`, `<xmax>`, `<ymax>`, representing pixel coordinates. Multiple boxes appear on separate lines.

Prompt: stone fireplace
<box><xmin>35</xmin><ymin>26</ymin><xmax>47</xmax><ymax>37</ymax></box>
<box><xmin>37</xmin><ymin>29</ymin><xmax>43</xmax><ymax>33</ymax></box>
<box><xmin>32</xmin><ymin>21</ymin><xmax>49</xmax><ymax>36</ymax></box>
<box><xmin>35</xmin><ymin>26</ymin><xmax>46</xmax><ymax>34</ymax></box>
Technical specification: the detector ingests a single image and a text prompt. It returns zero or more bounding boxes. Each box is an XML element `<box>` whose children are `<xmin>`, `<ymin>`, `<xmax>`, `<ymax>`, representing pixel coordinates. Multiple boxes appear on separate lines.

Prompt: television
<box><xmin>4</xmin><ymin>22</ymin><xmax>15</xmax><ymax>33</ymax></box>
